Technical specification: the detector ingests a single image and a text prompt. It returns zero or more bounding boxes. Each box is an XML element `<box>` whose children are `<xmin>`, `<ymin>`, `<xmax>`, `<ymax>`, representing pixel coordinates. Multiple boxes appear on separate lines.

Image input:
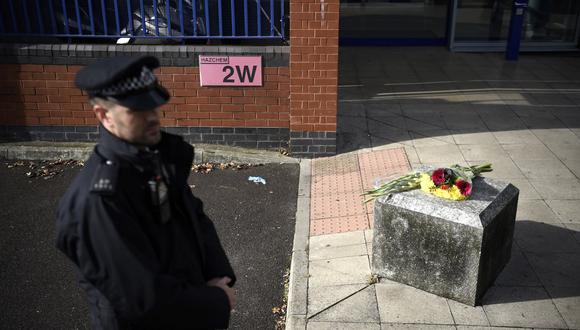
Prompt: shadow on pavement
<box><xmin>483</xmin><ymin>221</ymin><xmax>579</xmax><ymax>305</ymax></box>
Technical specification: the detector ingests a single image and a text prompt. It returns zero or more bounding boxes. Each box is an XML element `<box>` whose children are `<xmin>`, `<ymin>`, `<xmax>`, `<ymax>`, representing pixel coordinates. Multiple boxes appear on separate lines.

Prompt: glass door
<box><xmin>340</xmin><ymin>0</ymin><xmax>452</xmax><ymax>45</ymax></box>
<box><xmin>522</xmin><ymin>0</ymin><xmax>580</xmax><ymax>48</ymax></box>
<box><xmin>449</xmin><ymin>0</ymin><xmax>580</xmax><ymax>51</ymax></box>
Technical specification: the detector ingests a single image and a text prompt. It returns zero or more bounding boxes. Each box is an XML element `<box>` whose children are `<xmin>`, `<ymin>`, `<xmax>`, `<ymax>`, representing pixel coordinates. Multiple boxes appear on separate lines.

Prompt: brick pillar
<box><xmin>289</xmin><ymin>0</ymin><xmax>339</xmax><ymax>158</ymax></box>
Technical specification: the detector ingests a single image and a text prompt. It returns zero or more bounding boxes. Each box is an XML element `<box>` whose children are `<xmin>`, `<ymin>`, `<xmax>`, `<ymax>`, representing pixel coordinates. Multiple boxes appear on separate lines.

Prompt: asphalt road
<box><xmin>0</xmin><ymin>160</ymin><xmax>299</xmax><ymax>329</ymax></box>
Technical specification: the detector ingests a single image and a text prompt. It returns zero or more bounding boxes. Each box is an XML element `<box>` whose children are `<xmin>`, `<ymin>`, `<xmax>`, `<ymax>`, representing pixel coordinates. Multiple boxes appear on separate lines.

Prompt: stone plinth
<box><xmin>372</xmin><ymin>176</ymin><xmax>519</xmax><ymax>306</ymax></box>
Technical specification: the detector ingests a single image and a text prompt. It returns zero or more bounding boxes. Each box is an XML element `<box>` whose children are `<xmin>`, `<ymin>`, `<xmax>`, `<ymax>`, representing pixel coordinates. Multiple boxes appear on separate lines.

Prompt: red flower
<box><xmin>456</xmin><ymin>179</ymin><xmax>472</xmax><ymax>196</ymax></box>
<box><xmin>431</xmin><ymin>168</ymin><xmax>446</xmax><ymax>186</ymax></box>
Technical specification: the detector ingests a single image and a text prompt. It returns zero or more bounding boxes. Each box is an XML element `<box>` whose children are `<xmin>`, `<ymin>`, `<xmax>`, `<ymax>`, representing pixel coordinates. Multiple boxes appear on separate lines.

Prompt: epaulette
<box><xmin>89</xmin><ymin>159</ymin><xmax>119</xmax><ymax>195</ymax></box>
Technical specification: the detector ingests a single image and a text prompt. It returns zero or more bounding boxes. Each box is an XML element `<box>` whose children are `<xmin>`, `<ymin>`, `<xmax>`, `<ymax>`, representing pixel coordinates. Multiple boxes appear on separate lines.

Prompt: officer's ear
<box><xmin>90</xmin><ymin>98</ymin><xmax>115</xmax><ymax>128</ymax></box>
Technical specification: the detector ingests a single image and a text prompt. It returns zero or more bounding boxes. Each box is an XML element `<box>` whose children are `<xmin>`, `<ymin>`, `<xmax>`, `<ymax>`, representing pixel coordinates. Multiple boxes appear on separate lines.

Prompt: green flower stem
<box><xmin>362</xmin><ymin>163</ymin><xmax>493</xmax><ymax>204</ymax></box>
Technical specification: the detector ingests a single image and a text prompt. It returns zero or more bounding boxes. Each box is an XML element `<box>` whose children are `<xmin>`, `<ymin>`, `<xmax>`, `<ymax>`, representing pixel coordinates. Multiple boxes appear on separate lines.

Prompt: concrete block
<box><xmin>372</xmin><ymin>176</ymin><xmax>519</xmax><ymax>306</ymax></box>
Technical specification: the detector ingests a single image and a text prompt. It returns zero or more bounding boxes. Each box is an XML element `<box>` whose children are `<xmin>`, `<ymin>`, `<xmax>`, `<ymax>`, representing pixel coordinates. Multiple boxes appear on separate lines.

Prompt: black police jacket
<box><xmin>56</xmin><ymin>127</ymin><xmax>236</xmax><ymax>329</ymax></box>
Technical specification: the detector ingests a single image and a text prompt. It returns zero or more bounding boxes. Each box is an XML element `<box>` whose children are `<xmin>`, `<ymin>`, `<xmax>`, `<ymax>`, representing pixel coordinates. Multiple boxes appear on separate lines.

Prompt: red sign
<box><xmin>199</xmin><ymin>55</ymin><xmax>263</xmax><ymax>87</ymax></box>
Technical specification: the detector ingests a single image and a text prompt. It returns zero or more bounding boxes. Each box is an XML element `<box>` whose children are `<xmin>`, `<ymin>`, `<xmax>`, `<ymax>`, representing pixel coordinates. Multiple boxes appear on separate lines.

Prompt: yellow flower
<box><xmin>420</xmin><ymin>173</ymin><xmax>435</xmax><ymax>191</ymax></box>
<box><xmin>420</xmin><ymin>173</ymin><xmax>467</xmax><ymax>201</ymax></box>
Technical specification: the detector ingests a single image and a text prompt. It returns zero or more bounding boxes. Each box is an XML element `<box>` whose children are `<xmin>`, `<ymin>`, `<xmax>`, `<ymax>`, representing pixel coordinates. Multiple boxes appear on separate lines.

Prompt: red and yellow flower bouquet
<box><xmin>364</xmin><ymin>163</ymin><xmax>492</xmax><ymax>203</ymax></box>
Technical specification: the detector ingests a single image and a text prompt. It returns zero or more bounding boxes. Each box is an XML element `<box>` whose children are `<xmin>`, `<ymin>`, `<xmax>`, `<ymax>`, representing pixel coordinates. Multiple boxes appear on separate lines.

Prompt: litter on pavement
<box><xmin>248</xmin><ymin>176</ymin><xmax>267</xmax><ymax>185</ymax></box>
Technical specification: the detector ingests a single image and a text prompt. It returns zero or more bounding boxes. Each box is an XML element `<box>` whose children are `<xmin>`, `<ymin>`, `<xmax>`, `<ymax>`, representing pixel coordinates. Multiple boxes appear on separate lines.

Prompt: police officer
<box><xmin>56</xmin><ymin>56</ymin><xmax>236</xmax><ymax>329</ymax></box>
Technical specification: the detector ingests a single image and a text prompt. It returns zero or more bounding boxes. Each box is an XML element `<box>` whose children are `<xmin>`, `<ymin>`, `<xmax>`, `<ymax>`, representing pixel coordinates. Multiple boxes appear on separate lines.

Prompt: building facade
<box><xmin>0</xmin><ymin>0</ymin><xmax>578</xmax><ymax>158</ymax></box>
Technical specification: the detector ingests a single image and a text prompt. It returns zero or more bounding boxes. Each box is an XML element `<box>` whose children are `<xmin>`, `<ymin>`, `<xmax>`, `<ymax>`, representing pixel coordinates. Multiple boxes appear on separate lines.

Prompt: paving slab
<box><xmin>415</xmin><ymin>144</ymin><xmax>465</xmax><ymax>163</ymax></box>
<box><xmin>339</xmin><ymin>116</ymin><xmax>369</xmax><ymax>133</ymax></box>
<box><xmin>443</xmin><ymin>115</ymin><xmax>487</xmax><ymax>130</ymax></box>
<box><xmin>513</xmin><ymin>158</ymin><xmax>576</xmax><ymax>180</ymax></box>
<box><xmin>545</xmin><ymin>200</ymin><xmax>580</xmax><ymax>224</ymax></box>
<box><xmin>447</xmin><ymin>299</ymin><xmax>490</xmax><ymax>326</ymax></box>
<box><xmin>545</xmin><ymin>286</ymin><xmax>580</xmax><ymax>329</ymax></box>
<box><xmin>452</xmin><ymin>131</ymin><xmax>499</xmax><ymax>145</ymax></box>
<box><xmin>481</xmin><ymin>286</ymin><xmax>567</xmax><ymax>329</ymax></box>
<box><xmin>403</xmin><ymin>146</ymin><xmax>420</xmax><ymax>164</ymax></box>
<box><xmin>500</xmin><ymin>179</ymin><xmax>541</xmax><ymax>200</ymax></box>
<box><xmin>520</xmin><ymin>116</ymin><xmax>564</xmax><ymax>130</ymax></box>
<box><xmin>565</xmin><ymin>223</ymin><xmax>580</xmax><ymax>243</ymax></box>
<box><xmin>381</xmin><ymin>324</ymin><xmax>456</xmax><ymax>330</ymax></box>
<box><xmin>308</xmin><ymin>256</ymin><xmax>371</xmax><ymax>288</ymax></box>
<box><xmin>310</xmin><ymin>231</ymin><xmax>366</xmax><ymax>250</ymax></box>
<box><xmin>481</xmin><ymin>116</ymin><xmax>528</xmax><ymax>131</ymax></box>
<box><xmin>338</xmin><ymin>132</ymin><xmax>372</xmax><ymax>152</ymax></box>
<box><xmin>364</xmin><ymin>229</ymin><xmax>373</xmax><ymax>244</ymax></box>
<box><xmin>526</xmin><ymin>252</ymin><xmax>580</xmax><ymax>288</ymax></box>
<box><xmin>309</xmin><ymin>286</ymin><xmax>379</xmax><ymax>323</ymax></box>
<box><xmin>532</xmin><ymin>128</ymin><xmax>580</xmax><ymax>145</ymax></box>
<box><xmin>410</xmin><ymin>130</ymin><xmax>456</xmax><ymax>147</ymax></box>
<box><xmin>311</xmin><ymin>171</ymin><xmax>363</xmax><ymax>194</ymax></box>
<box><xmin>502</xmin><ymin>143</ymin><xmax>557</xmax><ymax>161</ymax></box>
<box><xmin>515</xmin><ymin>220</ymin><xmax>579</xmax><ymax>253</ymax></box>
<box><xmin>529</xmin><ymin>179</ymin><xmax>580</xmax><ymax>200</ymax></box>
<box><xmin>455</xmin><ymin>327</ymin><xmax>531</xmax><ymax>330</ymax></box>
<box><xmin>458</xmin><ymin>144</ymin><xmax>508</xmax><ymax>162</ymax></box>
<box><xmin>404</xmin><ymin>116</ymin><xmax>447</xmax><ymax>131</ymax></box>
<box><xmin>366</xmin><ymin>103</ymin><xmax>403</xmax><ymax>116</ymax></box>
<box><xmin>375</xmin><ymin>283</ymin><xmax>454</xmax><ymax>325</ymax></box>
<box><xmin>310</xmin><ymin>215</ymin><xmax>370</xmax><ymax>236</ymax></box>
<box><xmin>309</xmin><ymin>244</ymin><xmax>367</xmax><ymax>261</ymax></box>
<box><xmin>492</xmin><ymin>130</ymin><xmax>543</xmax><ymax>145</ymax></box>
<box><xmin>307</xmin><ymin>284</ymin><xmax>367</xmax><ymax>317</ymax></box>
<box><xmin>367</xmin><ymin>116</ymin><xmax>407</xmax><ymax>131</ymax></box>
<box><xmin>308</xmin><ymin>322</ymin><xmax>380</xmax><ymax>330</ymax></box>
<box><xmin>358</xmin><ymin>148</ymin><xmax>410</xmax><ymax>191</ymax></box>
<box><xmin>466</xmin><ymin>159</ymin><xmax>525</xmax><ymax>179</ymax></box>
<box><xmin>370</xmin><ymin>131</ymin><xmax>414</xmax><ymax>149</ymax></box>
<box><xmin>563</xmin><ymin>159</ymin><xmax>580</xmax><ymax>177</ymax></box>
<box><xmin>310</xmin><ymin>192</ymin><xmax>367</xmax><ymax>220</ymax></box>
<box><xmin>546</xmin><ymin>142</ymin><xmax>580</xmax><ymax>162</ymax></box>
<box><xmin>494</xmin><ymin>244</ymin><xmax>542</xmax><ymax>287</ymax></box>
<box><xmin>312</xmin><ymin>154</ymin><xmax>360</xmax><ymax>176</ymax></box>
<box><xmin>516</xmin><ymin>200</ymin><xmax>561</xmax><ymax>223</ymax></box>
<box><xmin>340</xmin><ymin>103</ymin><xmax>367</xmax><ymax>117</ymax></box>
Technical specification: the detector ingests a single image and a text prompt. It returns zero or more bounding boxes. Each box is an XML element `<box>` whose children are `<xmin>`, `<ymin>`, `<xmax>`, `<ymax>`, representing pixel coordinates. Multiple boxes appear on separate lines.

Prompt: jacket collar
<box><xmin>96</xmin><ymin>125</ymin><xmax>159</xmax><ymax>171</ymax></box>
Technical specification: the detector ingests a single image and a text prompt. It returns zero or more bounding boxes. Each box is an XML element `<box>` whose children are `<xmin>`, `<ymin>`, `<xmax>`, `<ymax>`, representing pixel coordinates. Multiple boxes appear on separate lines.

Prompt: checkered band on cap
<box><xmin>98</xmin><ymin>66</ymin><xmax>157</xmax><ymax>96</ymax></box>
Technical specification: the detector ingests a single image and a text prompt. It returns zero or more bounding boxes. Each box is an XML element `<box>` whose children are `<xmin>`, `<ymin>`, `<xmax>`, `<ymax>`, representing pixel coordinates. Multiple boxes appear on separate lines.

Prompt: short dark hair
<box><xmin>88</xmin><ymin>97</ymin><xmax>119</xmax><ymax>110</ymax></box>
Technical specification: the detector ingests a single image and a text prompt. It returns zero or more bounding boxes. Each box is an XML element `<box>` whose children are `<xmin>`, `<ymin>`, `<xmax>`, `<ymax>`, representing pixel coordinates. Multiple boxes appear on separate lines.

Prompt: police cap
<box><xmin>75</xmin><ymin>56</ymin><xmax>170</xmax><ymax>111</ymax></box>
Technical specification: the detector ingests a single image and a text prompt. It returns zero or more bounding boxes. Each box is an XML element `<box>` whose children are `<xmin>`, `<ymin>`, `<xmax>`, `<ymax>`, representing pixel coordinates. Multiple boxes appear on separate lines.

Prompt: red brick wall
<box><xmin>0</xmin><ymin>64</ymin><xmax>290</xmax><ymax>129</ymax></box>
<box><xmin>289</xmin><ymin>0</ymin><xmax>339</xmax><ymax>133</ymax></box>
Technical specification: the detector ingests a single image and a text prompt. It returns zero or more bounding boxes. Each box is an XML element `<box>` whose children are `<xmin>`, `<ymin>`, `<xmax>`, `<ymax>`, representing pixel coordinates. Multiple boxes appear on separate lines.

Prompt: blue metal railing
<box><xmin>0</xmin><ymin>0</ymin><xmax>287</xmax><ymax>41</ymax></box>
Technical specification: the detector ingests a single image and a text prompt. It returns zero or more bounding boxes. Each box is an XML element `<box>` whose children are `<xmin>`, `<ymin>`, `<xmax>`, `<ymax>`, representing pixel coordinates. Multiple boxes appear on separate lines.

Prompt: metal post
<box><xmin>506</xmin><ymin>0</ymin><xmax>528</xmax><ymax>61</ymax></box>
